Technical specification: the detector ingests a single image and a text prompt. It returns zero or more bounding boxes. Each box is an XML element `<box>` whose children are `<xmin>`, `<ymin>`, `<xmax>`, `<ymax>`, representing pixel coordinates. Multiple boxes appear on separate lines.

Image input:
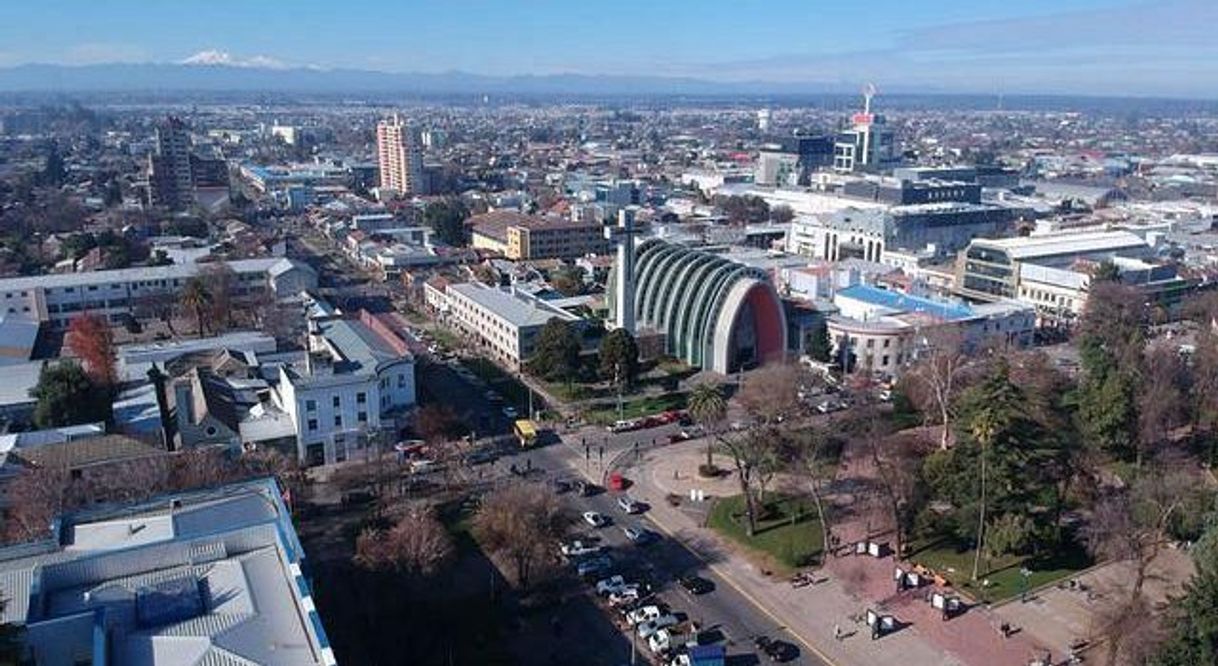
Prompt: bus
<box><xmin>513</xmin><ymin>419</ymin><xmax>538</xmax><ymax>449</ymax></box>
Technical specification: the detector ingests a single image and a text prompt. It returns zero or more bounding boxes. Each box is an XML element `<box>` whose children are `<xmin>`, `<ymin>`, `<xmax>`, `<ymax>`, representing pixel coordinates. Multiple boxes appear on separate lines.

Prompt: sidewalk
<box><xmin>615</xmin><ymin>441</ymin><xmax>1052</xmax><ymax>666</ymax></box>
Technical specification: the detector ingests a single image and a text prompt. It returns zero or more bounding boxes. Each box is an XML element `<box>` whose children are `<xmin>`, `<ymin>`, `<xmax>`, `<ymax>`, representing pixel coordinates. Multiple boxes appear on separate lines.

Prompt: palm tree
<box><xmin>180</xmin><ymin>277</ymin><xmax>213</xmax><ymax>338</ymax></box>
<box><xmin>688</xmin><ymin>382</ymin><xmax>727</xmax><ymax>469</ymax></box>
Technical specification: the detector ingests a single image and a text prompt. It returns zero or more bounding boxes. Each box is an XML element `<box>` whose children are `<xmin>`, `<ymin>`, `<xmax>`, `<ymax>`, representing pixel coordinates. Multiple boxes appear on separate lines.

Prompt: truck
<box><xmin>513</xmin><ymin>419</ymin><xmax>538</xmax><ymax>448</ymax></box>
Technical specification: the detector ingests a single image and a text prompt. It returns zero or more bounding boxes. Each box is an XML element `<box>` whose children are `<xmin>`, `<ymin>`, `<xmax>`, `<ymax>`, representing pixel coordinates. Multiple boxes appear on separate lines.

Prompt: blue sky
<box><xmin>1</xmin><ymin>0</ymin><xmax>1215</xmax><ymax>96</ymax></box>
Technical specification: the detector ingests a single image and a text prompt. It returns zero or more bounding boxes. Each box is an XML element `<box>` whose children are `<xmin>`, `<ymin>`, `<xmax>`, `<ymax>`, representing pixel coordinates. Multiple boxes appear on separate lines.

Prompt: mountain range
<box><xmin>0</xmin><ymin>62</ymin><xmax>877</xmax><ymax>97</ymax></box>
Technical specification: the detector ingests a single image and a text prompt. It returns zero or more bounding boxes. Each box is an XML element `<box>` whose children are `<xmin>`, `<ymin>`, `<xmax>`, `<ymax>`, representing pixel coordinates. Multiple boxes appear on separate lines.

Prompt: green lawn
<box><xmin>708</xmin><ymin>494</ymin><xmax>824</xmax><ymax>574</ymax></box>
<box><xmin>908</xmin><ymin>538</ymin><xmax>1093</xmax><ymax>604</ymax></box>
<box><xmin>582</xmin><ymin>392</ymin><xmax>688</xmax><ymax>425</ymax></box>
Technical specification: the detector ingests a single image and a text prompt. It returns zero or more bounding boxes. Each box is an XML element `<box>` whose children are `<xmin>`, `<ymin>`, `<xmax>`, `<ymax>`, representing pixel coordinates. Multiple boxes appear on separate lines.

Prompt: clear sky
<box><xmin>1</xmin><ymin>0</ymin><xmax>1215</xmax><ymax>96</ymax></box>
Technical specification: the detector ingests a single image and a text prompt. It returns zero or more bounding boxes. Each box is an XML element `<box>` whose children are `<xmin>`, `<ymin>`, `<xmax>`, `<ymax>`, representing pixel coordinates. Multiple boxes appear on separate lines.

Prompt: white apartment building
<box><xmin>0</xmin><ymin>257</ymin><xmax>316</xmax><ymax>329</ymax></box>
<box><xmin>277</xmin><ymin>312</ymin><xmax>416</xmax><ymax>465</ymax></box>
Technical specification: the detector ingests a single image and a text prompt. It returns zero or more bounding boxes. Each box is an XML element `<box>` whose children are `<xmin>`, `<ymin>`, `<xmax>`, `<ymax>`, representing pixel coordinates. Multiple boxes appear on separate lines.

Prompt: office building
<box><xmin>787</xmin><ymin>202</ymin><xmax>1024</xmax><ymax>262</ymax></box>
<box><xmin>376</xmin><ymin>113</ymin><xmax>424</xmax><ymax>196</ymax></box>
<box><xmin>0</xmin><ymin>257</ymin><xmax>317</xmax><ymax>329</ymax></box>
<box><xmin>842</xmin><ymin>176</ymin><xmax>981</xmax><ymax>205</ymax></box>
<box><xmin>0</xmin><ymin>478</ymin><xmax>336</xmax><ymax>665</ymax></box>
<box><xmin>469</xmin><ymin>211</ymin><xmax>609</xmax><ymax>261</ymax></box>
<box><xmin>755</xmin><ymin>135</ymin><xmax>835</xmax><ymax>187</ymax></box>
<box><xmin>955</xmin><ymin>230</ymin><xmax>1187</xmax><ymax>323</ymax></box>
<box><xmin>834</xmin><ymin>86</ymin><xmax>898</xmax><ymax>173</ymax></box>
<box><xmin>446</xmin><ymin>282</ymin><xmax>584</xmax><ymax>369</ymax></box>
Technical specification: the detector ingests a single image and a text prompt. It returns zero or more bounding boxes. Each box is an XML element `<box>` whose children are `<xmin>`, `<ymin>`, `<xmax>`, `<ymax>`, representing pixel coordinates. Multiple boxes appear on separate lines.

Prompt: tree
<box><xmin>796</xmin><ymin>425</ymin><xmax>838</xmax><ymax>562</ymax></box>
<box><xmin>922</xmin><ymin>359</ymin><xmax>1057</xmax><ymax>576</ymax></box>
<box><xmin>199</xmin><ymin>262</ymin><xmax>237</xmax><ymax>332</ymax></box>
<box><xmin>29</xmin><ymin>362</ymin><xmax>111</xmax><ymax>428</ymax></box>
<box><xmin>770</xmin><ymin>204</ymin><xmax>795</xmax><ymax>224</ymax></box>
<box><xmin>40</xmin><ymin>140</ymin><xmax>67</xmax><ymax>188</ymax></box>
<box><xmin>904</xmin><ymin>327</ymin><xmax>970</xmax><ymax>449</ymax></box>
<box><xmin>415</xmin><ymin>404</ymin><xmax>463</xmax><ymax>444</ymax></box>
<box><xmin>1152</xmin><ymin>499</ymin><xmax>1218</xmax><ymax>666</ymax></box>
<box><xmin>179</xmin><ymin>277</ymin><xmax>213</xmax><ymax>337</ymax></box>
<box><xmin>472</xmin><ymin>483</ymin><xmax>567</xmax><ymax>589</ymax></box>
<box><xmin>65</xmin><ymin>313</ymin><xmax>117</xmax><ymax>388</ymax></box>
<box><xmin>527</xmin><ymin>319</ymin><xmax>581</xmax><ymax>381</ymax></box>
<box><xmin>423</xmin><ymin>199</ymin><xmax>470</xmax><ymax>246</ymax></box>
<box><xmin>721</xmin><ymin>364</ymin><xmax>802</xmax><ymax>536</ymax></box>
<box><xmin>550</xmin><ymin>265</ymin><xmax>587</xmax><ymax>298</ymax></box>
<box><xmin>598</xmin><ymin>328</ymin><xmax>639</xmax><ymax>389</ymax></box>
<box><xmin>805</xmin><ymin>320</ymin><xmax>832</xmax><ymax>363</ymax></box>
<box><xmin>354</xmin><ymin>504</ymin><xmax>455</xmax><ymax>576</ymax></box>
<box><xmin>1083</xmin><ymin>472</ymin><xmax>1189</xmax><ymax>601</ymax></box>
<box><xmin>688</xmin><ymin>381</ymin><xmax>727</xmax><ymax>469</ymax></box>
<box><xmin>1093</xmin><ymin>259</ymin><xmax>1122</xmax><ymax>284</ymax></box>
<box><xmin>1137</xmin><ymin>345</ymin><xmax>1189</xmax><ymax>465</ymax></box>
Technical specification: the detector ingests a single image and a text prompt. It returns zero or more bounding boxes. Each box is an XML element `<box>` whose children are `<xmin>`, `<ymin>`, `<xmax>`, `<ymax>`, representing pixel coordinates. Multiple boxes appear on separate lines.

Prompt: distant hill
<box><xmin>0</xmin><ymin>62</ymin><xmax>853</xmax><ymax>96</ymax></box>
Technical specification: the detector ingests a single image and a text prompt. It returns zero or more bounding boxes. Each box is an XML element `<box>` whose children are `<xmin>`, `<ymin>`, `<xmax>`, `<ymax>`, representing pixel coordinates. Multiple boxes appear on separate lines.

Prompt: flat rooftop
<box><xmin>450</xmin><ymin>282</ymin><xmax>580</xmax><ymax>329</ymax></box>
<box><xmin>971</xmin><ymin>230</ymin><xmax>1148</xmax><ymax>260</ymax></box>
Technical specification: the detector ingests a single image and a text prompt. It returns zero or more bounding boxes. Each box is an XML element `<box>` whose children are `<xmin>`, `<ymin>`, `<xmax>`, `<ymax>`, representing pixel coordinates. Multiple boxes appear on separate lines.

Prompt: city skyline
<box><xmin>1</xmin><ymin>0</ymin><xmax>1215</xmax><ymax>98</ymax></box>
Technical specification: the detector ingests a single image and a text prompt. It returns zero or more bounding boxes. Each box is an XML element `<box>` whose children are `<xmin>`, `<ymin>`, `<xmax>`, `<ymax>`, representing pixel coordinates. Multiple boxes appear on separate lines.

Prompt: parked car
<box><xmin>551</xmin><ymin>478</ymin><xmax>572</xmax><ymax>494</ymax></box>
<box><xmin>595</xmin><ymin>575</ymin><xmax>627</xmax><ymax>596</ymax></box>
<box><xmin>623</xmin><ymin>526</ymin><xmax>657</xmax><ymax>545</ymax></box>
<box><xmin>637</xmin><ymin>614</ymin><xmax>680</xmax><ymax>640</ymax></box>
<box><xmin>463</xmin><ymin>449</ymin><xmax>497</xmax><ymax>466</ymax></box>
<box><xmin>501</xmin><ymin>406</ymin><xmax>519</xmax><ymax>419</ymax></box>
<box><xmin>608</xmin><ymin>584</ymin><xmax>643</xmax><ymax>606</ymax></box>
<box><xmin>583</xmin><ymin>511</ymin><xmax>609</xmax><ymax>528</ymax></box>
<box><xmin>573</xmin><ymin>480</ymin><xmax>599</xmax><ymax>497</ymax></box>
<box><xmin>754</xmin><ymin>636</ymin><xmax>799</xmax><ymax>662</ymax></box>
<box><xmin>625</xmin><ymin>604</ymin><xmax>665</xmax><ymax>627</ymax></box>
<box><xmin>560</xmin><ymin>540</ymin><xmax>602</xmax><ymax>558</ymax></box>
<box><xmin>678</xmin><ymin>575</ymin><xmax>714</xmax><ymax>595</ymax></box>
<box><xmin>576</xmin><ymin>556</ymin><xmax>612</xmax><ymax>579</ymax></box>
<box><xmin>617</xmin><ymin>496</ymin><xmax>643</xmax><ymax>514</ymax></box>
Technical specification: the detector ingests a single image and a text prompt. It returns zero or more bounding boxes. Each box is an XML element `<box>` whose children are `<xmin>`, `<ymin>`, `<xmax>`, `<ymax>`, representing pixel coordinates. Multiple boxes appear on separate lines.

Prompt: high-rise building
<box><xmin>376</xmin><ymin>113</ymin><xmax>424</xmax><ymax>196</ymax></box>
<box><xmin>147</xmin><ymin>116</ymin><xmax>195</xmax><ymax>210</ymax></box>
<box><xmin>834</xmin><ymin>84</ymin><xmax>898</xmax><ymax>173</ymax></box>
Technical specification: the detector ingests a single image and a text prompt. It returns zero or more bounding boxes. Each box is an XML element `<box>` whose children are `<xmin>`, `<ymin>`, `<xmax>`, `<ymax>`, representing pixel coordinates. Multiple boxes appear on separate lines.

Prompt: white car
<box><xmin>583</xmin><ymin>511</ymin><xmax>609</xmax><ymax>528</ymax></box>
<box><xmin>616</xmin><ymin>496</ymin><xmax>642</xmax><ymax>514</ymax></box>
<box><xmin>637</xmin><ymin>614</ymin><xmax>679</xmax><ymax>640</ymax></box>
<box><xmin>625</xmin><ymin>604</ymin><xmax>663</xmax><ymax>627</ymax></box>
<box><xmin>595</xmin><ymin>575</ymin><xmax>627</xmax><ymax>596</ymax></box>
<box><xmin>560</xmin><ymin>540</ymin><xmax>602</xmax><ymax>558</ymax></box>
<box><xmin>648</xmin><ymin>628</ymin><xmax>675</xmax><ymax>654</ymax></box>
<box><xmin>608</xmin><ymin>584</ymin><xmax>642</xmax><ymax>606</ymax></box>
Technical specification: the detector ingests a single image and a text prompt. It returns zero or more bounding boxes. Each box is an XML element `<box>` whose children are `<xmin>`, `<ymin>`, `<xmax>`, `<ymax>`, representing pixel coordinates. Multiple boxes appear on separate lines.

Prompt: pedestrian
<box><xmin>834</xmin><ymin>623</ymin><xmax>842</xmax><ymax>641</ymax></box>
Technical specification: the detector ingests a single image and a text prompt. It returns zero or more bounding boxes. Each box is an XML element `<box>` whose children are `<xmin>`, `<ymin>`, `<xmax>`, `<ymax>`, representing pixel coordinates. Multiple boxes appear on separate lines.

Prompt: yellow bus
<box><xmin>513</xmin><ymin>419</ymin><xmax>538</xmax><ymax>448</ymax></box>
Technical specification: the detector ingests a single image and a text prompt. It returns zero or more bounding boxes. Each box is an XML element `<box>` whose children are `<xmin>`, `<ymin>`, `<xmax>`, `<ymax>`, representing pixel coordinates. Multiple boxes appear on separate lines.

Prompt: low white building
<box><xmin>827</xmin><ymin>284</ymin><xmax>1034</xmax><ymax>376</ymax></box>
<box><xmin>0</xmin><ymin>257</ymin><xmax>316</xmax><ymax>329</ymax></box>
<box><xmin>446</xmin><ymin>282</ymin><xmax>583</xmax><ymax>369</ymax></box>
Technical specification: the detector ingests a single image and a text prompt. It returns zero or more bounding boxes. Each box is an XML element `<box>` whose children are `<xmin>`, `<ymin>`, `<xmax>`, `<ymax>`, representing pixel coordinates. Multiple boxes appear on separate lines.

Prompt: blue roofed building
<box><xmin>827</xmin><ymin>284</ymin><xmax>1033</xmax><ymax>376</ymax></box>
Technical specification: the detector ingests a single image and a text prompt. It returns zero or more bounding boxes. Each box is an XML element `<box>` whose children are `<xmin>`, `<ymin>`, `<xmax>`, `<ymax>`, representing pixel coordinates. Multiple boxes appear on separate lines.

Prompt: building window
<box><xmin>333</xmin><ymin>395</ymin><xmax>341</xmax><ymax>408</ymax></box>
<box><xmin>306</xmin><ymin>399</ymin><xmax>317</xmax><ymax>412</ymax></box>
<box><xmin>357</xmin><ymin>392</ymin><xmax>367</xmax><ymax>404</ymax></box>
<box><xmin>397</xmin><ymin>374</ymin><xmax>406</xmax><ymax>388</ymax></box>
<box><xmin>307</xmin><ymin>419</ymin><xmax>318</xmax><ymax>432</ymax></box>
<box><xmin>358</xmin><ymin>411</ymin><xmax>368</xmax><ymax>423</ymax></box>
<box><xmin>334</xmin><ymin>415</ymin><xmax>343</xmax><ymax>427</ymax></box>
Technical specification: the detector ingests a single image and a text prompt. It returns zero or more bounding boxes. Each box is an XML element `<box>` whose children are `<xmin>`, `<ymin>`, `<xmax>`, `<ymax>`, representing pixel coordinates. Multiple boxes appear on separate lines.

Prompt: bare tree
<box><xmin>1137</xmin><ymin>344</ymin><xmax>1189</xmax><ymax>465</ymax></box>
<box><xmin>472</xmin><ymin>483</ymin><xmax>567</xmax><ymax>589</ymax></box>
<box><xmin>1084</xmin><ymin>472</ymin><xmax>1188</xmax><ymax>600</ymax></box>
<box><xmin>796</xmin><ymin>426</ymin><xmax>836</xmax><ymax>562</ymax></box>
<box><xmin>849</xmin><ymin>406</ymin><xmax>924</xmax><ymax>558</ymax></box>
<box><xmin>717</xmin><ymin>429</ymin><xmax>778</xmax><ymax>537</ymax></box>
<box><xmin>354</xmin><ymin>504</ymin><xmax>454</xmax><ymax>576</ymax></box>
<box><xmin>199</xmin><ymin>262</ymin><xmax>237</xmax><ymax>333</ymax></box>
<box><xmin>1090</xmin><ymin>595</ymin><xmax>1165</xmax><ymax>666</ymax></box>
<box><xmin>904</xmin><ymin>327</ymin><xmax>969</xmax><ymax>449</ymax></box>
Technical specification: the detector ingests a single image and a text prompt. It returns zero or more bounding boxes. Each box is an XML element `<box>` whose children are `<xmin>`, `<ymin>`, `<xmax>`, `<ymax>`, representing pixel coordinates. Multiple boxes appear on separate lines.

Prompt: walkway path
<box><xmin>615</xmin><ymin>440</ymin><xmax>1056</xmax><ymax>666</ymax></box>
